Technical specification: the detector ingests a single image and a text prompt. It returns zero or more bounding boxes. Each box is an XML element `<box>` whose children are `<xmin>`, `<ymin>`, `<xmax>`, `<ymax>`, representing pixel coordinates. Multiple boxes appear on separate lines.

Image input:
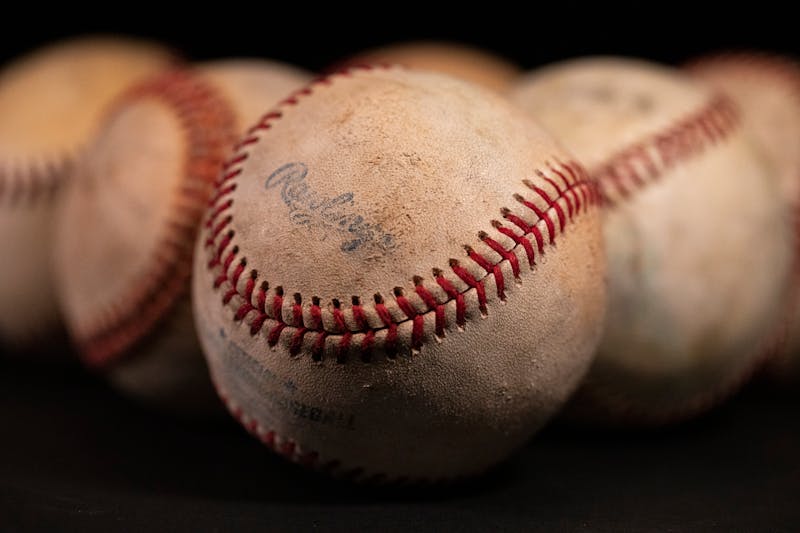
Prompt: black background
<box><xmin>2</xmin><ymin>3</ymin><xmax>800</xmax><ymax>531</ymax></box>
<box><xmin>1</xmin><ymin>4</ymin><xmax>799</xmax><ymax>72</ymax></box>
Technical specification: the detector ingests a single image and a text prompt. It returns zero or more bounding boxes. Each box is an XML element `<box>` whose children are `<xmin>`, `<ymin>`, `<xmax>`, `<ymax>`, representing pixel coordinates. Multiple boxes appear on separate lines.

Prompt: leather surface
<box><xmin>194</xmin><ymin>67</ymin><xmax>607</xmax><ymax>478</ymax></box>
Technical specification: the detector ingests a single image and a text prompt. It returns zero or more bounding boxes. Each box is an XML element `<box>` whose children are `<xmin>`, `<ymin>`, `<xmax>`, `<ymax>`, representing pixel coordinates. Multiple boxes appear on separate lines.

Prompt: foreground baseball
<box><xmin>344</xmin><ymin>41</ymin><xmax>520</xmax><ymax>92</ymax></box>
<box><xmin>688</xmin><ymin>52</ymin><xmax>800</xmax><ymax>378</ymax></box>
<box><xmin>0</xmin><ymin>36</ymin><xmax>174</xmax><ymax>348</ymax></box>
<box><xmin>509</xmin><ymin>57</ymin><xmax>794</xmax><ymax>424</ymax></box>
<box><xmin>54</xmin><ymin>61</ymin><xmax>311</xmax><ymax>412</ymax></box>
<box><xmin>193</xmin><ymin>65</ymin><xmax>606</xmax><ymax>481</ymax></box>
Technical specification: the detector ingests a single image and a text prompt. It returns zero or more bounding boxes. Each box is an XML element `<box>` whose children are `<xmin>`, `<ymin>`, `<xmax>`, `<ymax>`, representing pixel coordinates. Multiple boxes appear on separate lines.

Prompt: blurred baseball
<box><xmin>509</xmin><ymin>57</ymin><xmax>794</xmax><ymax>424</ymax></box>
<box><xmin>688</xmin><ymin>52</ymin><xmax>800</xmax><ymax>378</ymax></box>
<box><xmin>344</xmin><ymin>41</ymin><xmax>520</xmax><ymax>92</ymax></box>
<box><xmin>0</xmin><ymin>36</ymin><xmax>174</xmax><ymax>348</ymax></box>
<box><xmin>193</xmin><ymin>65</ymin><xmax>606</xmax><ymax>480</ymax></box>
<box><xmin>54</xmin><ymin>60</ymin><xmax>311</xmax><ymax>413</ymax></box>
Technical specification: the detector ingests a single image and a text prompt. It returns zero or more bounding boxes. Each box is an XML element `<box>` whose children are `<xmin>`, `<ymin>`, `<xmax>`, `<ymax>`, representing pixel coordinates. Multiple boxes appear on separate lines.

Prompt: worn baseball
<box><xmin>687</xmin><ymin>52</ymin><xmax>800</xmax><ymax>378</ymax></box>
<box><xmin>345</xmin><ymin>41</ymin><xmax>520</xmax><ymax>93</ymax></box>
<box><xmin>54</xmin><ymin>61</ymin><xmax>311</xmax><ymax>412</ymax></box>
<box><xmin>509</xmin><ymin>57</ymin><xmax>794</xmax><ymax>424</ymax></box>
<box><xmin>0</xmin><ymin>36</ymin><xmax>174</xmax><ymax>348</ymax></box>
<box><xmin>193</xmin><ymin>65</ymin><xmax>606</xmax><ymax>481</ymax></box>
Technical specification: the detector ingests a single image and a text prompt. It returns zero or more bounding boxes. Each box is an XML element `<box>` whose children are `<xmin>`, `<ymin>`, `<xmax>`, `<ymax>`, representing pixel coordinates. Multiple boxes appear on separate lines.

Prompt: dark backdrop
<box><xmin>2</xmin><ymin>4</ymin><xmax>800</xmax><ymax>532</ymax></box>
<box><xmin>2</xmin><ymin>4</ymin><xmax>799</xmax><ymax>71</ymax></box>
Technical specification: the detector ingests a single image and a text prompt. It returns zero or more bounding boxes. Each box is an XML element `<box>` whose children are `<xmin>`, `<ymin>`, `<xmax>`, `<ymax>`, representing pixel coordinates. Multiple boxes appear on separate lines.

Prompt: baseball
<box><xmin>344</xmin><ymin>41</ymin><xmax>520</xmax><ymax>93</ymax></box>
<box><xmin>687</xmin><ymin>52</ymin><xmax>800</xmax><ymax>378</ymax></box>
<box><xmin>0</xmin><ymin>36</ymin><xmax>174</xmax><ymax>348</ymax></box>
<box><xmin>54</xmin><ymin>61</ymin><xmax>311</xmax><ymax>412</ymax></box>
<box><xmin>192</xmin><ymin>65</ymin><xmax>606</xmax><ymax>481</ymax></box>
<box><xmin>509</xmin><ymin>57</ymin><xmax>794</xmax><ymax>424</ymax></box>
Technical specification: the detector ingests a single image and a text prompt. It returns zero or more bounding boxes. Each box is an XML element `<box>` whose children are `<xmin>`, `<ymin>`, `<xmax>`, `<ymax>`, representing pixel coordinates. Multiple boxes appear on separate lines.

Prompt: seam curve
<box><xmin>79</xmin><ymin>69</ymin><xmax>239</xmax><ymax>367</ymax></box>
<box><xmin>213</xmin><ymin>375</ymin><xmax>466</xmax><ymax>484</ymax></box>
<box><xmin>594</xmin><ymin>93</ymin><xmax>739</xmax><ymax>206</ymax></box>
<box><xmin>0</xmin><ymin>155</ymin><xmax>71</xmax><ymax>207</ymax></box>
<box><xmin>202</xmin><ymin>64</ymin><xmax>601</xmax><ymax>363</ymax></box>
<box><xmin>577</xmin><ymin>85</ymin><xmax>771</xmax><ymax>424</ymax></box>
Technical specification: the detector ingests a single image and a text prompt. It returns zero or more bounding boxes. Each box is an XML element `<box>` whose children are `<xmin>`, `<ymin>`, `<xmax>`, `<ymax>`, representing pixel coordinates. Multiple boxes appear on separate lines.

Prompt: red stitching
<box><xmin>543</xmin><ymin>174</ymin><xmax>572</xmax><ymax>218</ymax></box>
<box><xmin>271</xmin><ymin>286</ymin><xmax>284</xmax><ymax>321</ymax></box>
<box><xmin>513</xmin><ymin>192</ymin><xmax>555</xmax><ymax>245</ymax></box>
<box><xmin>449</xmin><ymin>259</ymin><xmax>488</xmax><ymax>315</ymax></box>
<box><xmin>78</xmin><ymin>69</ymin><xmax>238</xmax><ymax>367</ymax></box>
<box><xmin>465</xmin><ymin>245</ymin><xmax>506</xmax><ymax>301</ymax></box>
<box><xmin>312</xmin><ymin>331</ymin><xmax>327</xmax><ymax>361</ymax></box>
<box><xmin>206</xmin><ymin>215</ymin><xmax>232</xmax><ymax>247</ymax></box>
<box><xmin>291</xmin><ymin>294</ymin><xmax>304</xmax><ymax>327</ymax></box>
<box><xmin>201</xmin><ymin>65</ymin><xmax>599</xmax><ymax>363</ymax></box>
<box><xmin>434</xmin><ymin>270</ymin><xmax>466</xmax><ymax>328</ymax></box>
<box><xmin>351</xmin><ymin>297</ymin><xmax>369</xmax><ymax>330</ymax></box>
<box><xmin>480</xmin><ymin>232</ymin><xmax>520</xmax><ymax>279</ymax></box>
<box><xmin>0</xmin><ymin>156</ymin><xmax>71</xmax><ymax>207</ymax></box>
<box><xmin>309</xmin><ymin>297</ymin><xmax>323</xmax><ymax>329</ymax></box>
<box><xmin>493</xmin><ymin>220</ymin><xmax>535</xmax><ymax>267</ymax></box>
<box><xmin>532</xmin><ymin>172</ymin><xmax>566</xmax><ymax>232</ymax></box>
<box><xmin>394</xmin><ymin>289</ymin><xmax>417</xmax><ymax>318</ymax></box>
<box><xmin>595</xmin><ymin>94</ymin><xmax>740</xmax><ymax>205</ymax></box>
<box><xmin>360</xmin><ymin>330</ymin><xmax>375</xmax><ymax>362</ymax></box>
<box><xmin>214</xmin><ymin>376</ymin><xmax>466</xmax><ymax>484</ymax></box>
<box><xmin>570</xmin><ymin>66</ymin><xmax>772</xmax><ymax>424</ymax></box>
<box><xmin>205</xmin><ymin>198</ymin><xmax>234</xmax><ymax>230</ymax></box>
<box><xmin>215</xmin><ymin>385</ymin><xmax>322</xmax><ymax>468</ymax></box>
<box><xmin>224</xmin><ymin>258</ymin><xmax>246</xmax><ymax>306</ymax></box>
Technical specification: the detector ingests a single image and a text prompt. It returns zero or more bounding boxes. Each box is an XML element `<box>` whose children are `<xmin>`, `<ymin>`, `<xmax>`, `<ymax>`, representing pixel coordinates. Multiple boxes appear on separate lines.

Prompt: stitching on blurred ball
<box><xmin>0</xmin><ymin>155</ymin><xmax>70</xmax><ymax>207</ymax></box>
<box><xmin>79</xmin><ymin>69</ymin><xmax>238</xmax><ymax>367</ymax></box>
<box><xmin>574</xmin><ymin>91</ymin><xmax>764</xmax><ymax>425</ymax></box>
<box><xmin>594</xmin><ymin>94</ymin><xmax>740</xmax><ymax>205</ymax></box>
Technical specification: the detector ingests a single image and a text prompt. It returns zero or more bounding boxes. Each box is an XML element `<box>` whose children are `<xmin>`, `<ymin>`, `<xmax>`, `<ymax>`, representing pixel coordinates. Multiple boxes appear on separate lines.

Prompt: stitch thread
<box><xmin>573</xmin><ymin>87</ymin><xmax>779</xmax><ymax>425</ymax></box>
<box><xmin>212</xmin><ymin>376</ymin><xmax>463</xmax><ymax>484</ymax></box>
<box><xmin>0</xmin><ymin>155</ymin><xmax>71</xmax><ymax>207</ymax></box>
<box><xmin>594</xmin><ymin>94</ymin><xmax>739</xmax><ymax>205</ymax></box>
<box><xmin>203</xmin><ymin>64</ymin><xmax>600</xmax><ymax>364</ymax></box>
<box><xmin>78</xmin><ymin>70</ymin><xmax>238</xmax><ymax>367</ymax></box>
<box><xmin>202</xmin><ymin>65</ymin><xmax>602</xmax><ymax>482</ymax></box>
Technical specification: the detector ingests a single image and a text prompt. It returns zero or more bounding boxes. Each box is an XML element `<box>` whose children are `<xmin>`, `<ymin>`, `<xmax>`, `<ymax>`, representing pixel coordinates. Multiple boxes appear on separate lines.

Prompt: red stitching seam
<box><xmin>213</xmin><ymin>377</ymin><xmax>467</xmax><ymax>484</ymax></box>
<box><xmin>202</xmin><ymin>66</ymin><xmax>600</xmax><ymax>363</ymax></box>
<box><xmin>574</xmin><ymin>86</ymin><xmax>776</xmax><ymax>425</ymax></box>
<box><xmin>201</xmin><ymin>64</ymin><xmax>600</xmax><ymax>483</ymax></box>
<box><xmin>78</xmin><ymin>69</ymin><xmax>238</xmax><ymax>367</ymax></box>
<box><xmin>0</xmin><ymin>53</ymin><xmax>185</xmax><ymax>208</ymax></box>
<box><xmin>0</xmin><ymin>155</ymin><xmax>71</xmax><ymax>207</ymax></box>
<box><xmin>594</xmin><ymin>94</ymin><xmax>739</xmax><ymax>205</ymax></box>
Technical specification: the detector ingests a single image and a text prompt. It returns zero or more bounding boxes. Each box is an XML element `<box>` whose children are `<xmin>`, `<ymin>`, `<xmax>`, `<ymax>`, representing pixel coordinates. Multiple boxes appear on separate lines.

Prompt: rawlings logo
<box><xmin>265</xmin><ymin>162</ymin><xmax>397</xmax><ymax>254</ymax></box>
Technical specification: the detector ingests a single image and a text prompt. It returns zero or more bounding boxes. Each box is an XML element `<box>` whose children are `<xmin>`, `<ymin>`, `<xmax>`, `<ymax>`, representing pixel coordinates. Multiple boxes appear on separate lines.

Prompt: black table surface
<box><xmin>1</xmin><ymin>353</ymin><xmax>798</xmax><ymax>532</ymax></box>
